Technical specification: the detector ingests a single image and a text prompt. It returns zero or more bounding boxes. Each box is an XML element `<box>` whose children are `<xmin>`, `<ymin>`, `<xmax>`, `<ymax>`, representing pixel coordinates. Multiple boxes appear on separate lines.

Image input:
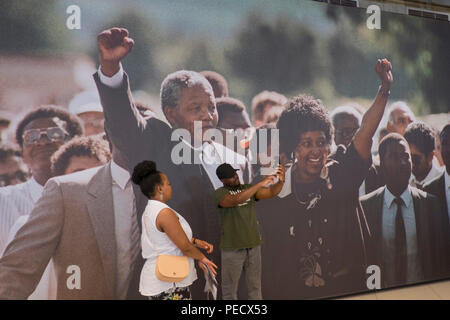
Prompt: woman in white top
<box><xmin>132</xmin><ymin>160</ymin><xmax>217</xmax><ymax>300</ymax></box>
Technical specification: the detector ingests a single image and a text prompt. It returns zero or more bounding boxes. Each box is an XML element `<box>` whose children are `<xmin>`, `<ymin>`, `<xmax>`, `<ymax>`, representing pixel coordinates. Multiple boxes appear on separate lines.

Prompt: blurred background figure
<box><xmin>405</xmin><ymin>121</ymin><xmax>443</xmax><ymax>188</ymax></box>
<box><xmin>378</xmin><ymin>127</ymin><xmax>389</xmax><ymax>146</ymax></box>
<box><xmin>251</xmin><ymin>91</ymin><xmax>287</xmax><ymax>128</ymax></box>
<box><xmin>0</xmin><ymin>111</ymin><xmax>15</xmax><ymax>143</ymax></box>
<box><xmin>386</xmin><ymin>101</ymin><xmax>415</xmax><ymax>136</ymax></box>
<box><xmin>330</xmin><ymin>106</ymin><xmax>362</xmax><ymax>148</ymax></box>
<box><xmin>0</xmin><ymin>142</ymin><xmax>28</xmax><ymax>187</ymax></box>
<box><xmin>216</xmin><ymin>97</ymin><xmax>254</xmax><ymax>183</ymax></box>
<box><xmin>69</xmin><ymin>90</ymin><xmax>105</xmax><ymax>136</ymax></box>
<box><xmin>51</xmin><ymin>135</ymin><xmax>111</xmax><ymax>177</ymax></box>
<box><xmin>349</xmin><ymin>103</ymin><xmax>366</xmax><ymax>116</ymax></box>
<box><xmin>262</xmin><ymin>105</ymin><xmax>284</xmax><ymax>126</ymax></box>
<box><xmin>0</xmin><ymin>105</ymin><xmax>83</xmax><ymax>257</ymax></box>
<box><xmin>217</xmin><ymin>97</ymin><xmax>252</xmax><ymax>132</ymax></box>
<box><xmin>423</xmin><ymin>123</ymin><xmax>450</xmax><ymax>277</ymax></box>
<box><xmin>200</xmin><ymin>70</ymin><xmax>229</xmax><ymax>98</ymax></box>
<box><xmin>434</xmin><ymin>127</ymin><xmax>445</xmax><ymax>167</ymax></box>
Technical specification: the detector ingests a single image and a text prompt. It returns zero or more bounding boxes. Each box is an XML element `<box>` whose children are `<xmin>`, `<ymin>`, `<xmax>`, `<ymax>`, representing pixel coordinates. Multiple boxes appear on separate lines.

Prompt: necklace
<box><xmin>291</xmin><ymin>165</ymin><xmax>322</xmax><ymax>210</ymax></box>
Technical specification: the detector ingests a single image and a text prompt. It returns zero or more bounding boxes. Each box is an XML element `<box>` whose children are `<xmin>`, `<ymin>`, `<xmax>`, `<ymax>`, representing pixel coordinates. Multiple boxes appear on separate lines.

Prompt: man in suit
<box><xmin>405</xmin><ymin>121</ymin><xmax>443</xmax><ymax>188</ymax></box>
<box><xmin>361</xmin><ymin>133</ymin><xmax>445</xmax><ymax>288</ymax></box>
<box><xmin>94</xmin><ymin>28</ymin><xmax>248</xmax><ymax>298</ymax></box>
<box><xmin>423</xmin><ymin>123</ymin><xmax>450</xmax><ymax>276</ymax></box>
<box><xmin>0</xmin><ymin>145</ymin><xmax>147</xmax><ymax>299</ymax></box>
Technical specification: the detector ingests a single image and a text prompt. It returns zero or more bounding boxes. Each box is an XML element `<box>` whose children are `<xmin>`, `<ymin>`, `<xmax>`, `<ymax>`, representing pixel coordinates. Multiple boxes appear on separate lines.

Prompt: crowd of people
<box><xmin>0</xmin><ymin>27</ymin><xmax>448</xmax><ymax>300</ymax></box>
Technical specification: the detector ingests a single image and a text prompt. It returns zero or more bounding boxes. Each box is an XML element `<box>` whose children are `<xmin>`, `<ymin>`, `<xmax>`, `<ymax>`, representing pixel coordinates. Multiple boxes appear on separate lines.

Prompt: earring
<box><xmin>320</xmin><ymin>165</ymin><xmax>328</xmax><ymax>180</ymax></box>
<box><xmin>160</xmin><ymin>193</ymin><xmax>163</xmax><ymax>201</ymax></box>
<box><xmin>320</xmin><ymin>165</ymin><xmax>333</xmax><ymax>190</ymax></box>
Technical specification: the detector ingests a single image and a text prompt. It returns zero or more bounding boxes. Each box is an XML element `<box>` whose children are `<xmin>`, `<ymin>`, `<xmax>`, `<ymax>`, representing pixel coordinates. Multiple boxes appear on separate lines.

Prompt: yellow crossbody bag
<box><xmin>155</xmin><ymin>254</ymin><xmax>190</xmax><ymax>282</ymax></box>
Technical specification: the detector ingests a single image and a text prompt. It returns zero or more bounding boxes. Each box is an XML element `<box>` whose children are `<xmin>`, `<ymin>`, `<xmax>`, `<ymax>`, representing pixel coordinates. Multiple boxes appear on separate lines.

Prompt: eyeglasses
<box><xmin>22</xmin><ymin>127</ymin><xmax>68</xmax><ymax>145</ymax></box>
<box><xmin>335</xmin><ymin>127</ymin><xmax>359</xmax><ymax>138</ymax></box>
<box><xmin>0</xmin><ymin>170</ymin><xmax>28</xmax><ymax>187</ymax></box>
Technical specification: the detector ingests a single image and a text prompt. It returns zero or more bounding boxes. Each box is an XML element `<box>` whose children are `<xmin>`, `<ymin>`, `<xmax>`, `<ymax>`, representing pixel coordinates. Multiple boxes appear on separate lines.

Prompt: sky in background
<box><xmin>56</xmin><ymin>0</ymin><xmax>335</xmax><ymax>49</ymax></box>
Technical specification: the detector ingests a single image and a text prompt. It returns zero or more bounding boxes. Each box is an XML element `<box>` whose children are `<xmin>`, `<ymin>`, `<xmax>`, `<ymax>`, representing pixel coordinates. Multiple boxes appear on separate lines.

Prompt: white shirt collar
<box><xmin>384</xmin><ymin>185</ymin><xmax>413</xmax><ymax>209</ymax></box>
<box><xmin>28</xmin><ymin>176</ymin><xmax>44</xmax><ymax>204</ymax></box>
<box><xmin>445</xmin><ymin>169</ymin><xmax>450</xmax><ymax>191</ymax></box>
<box><xmin>412</xmin><ymin>163</ymin><xmax>443</xmax><ymax>185</ymax></box>
<box><xmin>110</xmin><ymin>160</ymin><xmax>131</xmax><ymax>190</ymax></box>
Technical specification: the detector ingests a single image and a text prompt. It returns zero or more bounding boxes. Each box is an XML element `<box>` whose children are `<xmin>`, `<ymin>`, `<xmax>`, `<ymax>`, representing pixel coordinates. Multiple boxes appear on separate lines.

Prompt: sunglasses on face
<box><xmin>0</xmin><ymin>170</ymin><xmax>28</xmax><ymax>187</ymax></box>
<box><xmin>22</xmin><ymin>127</ymin><xmax>68</xmax><ymax>145</ymax></box>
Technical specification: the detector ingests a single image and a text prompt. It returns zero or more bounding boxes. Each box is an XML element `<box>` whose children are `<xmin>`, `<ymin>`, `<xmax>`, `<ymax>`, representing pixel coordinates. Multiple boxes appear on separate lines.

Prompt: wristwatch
<box><xmin>379</xmin><ymin>85</ymin><xmax>390</xmax><ymax>97</ymax></box>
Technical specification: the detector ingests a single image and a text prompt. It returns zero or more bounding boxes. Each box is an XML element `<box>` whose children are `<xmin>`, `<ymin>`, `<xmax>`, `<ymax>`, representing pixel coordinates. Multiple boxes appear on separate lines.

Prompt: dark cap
<box><xmin>216</xmin><ymin>163</ymin><xmax>239</xmax><ymax>180</ymax></box>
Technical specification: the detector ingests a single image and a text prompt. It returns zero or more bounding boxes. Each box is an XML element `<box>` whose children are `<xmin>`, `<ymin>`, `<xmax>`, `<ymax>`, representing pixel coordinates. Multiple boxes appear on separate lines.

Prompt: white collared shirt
<box><xmin>0</xmin><ymin>177</ymin><xmax>43</xmax><ymax>256</ymax></box>
<box><xmin>0</xmin><ymin>177</ymin><xmax>57</xmax><ymax>300</ymax></box>
<box><xmin>110</xmin><ymin>160</ymin><xmax>139</xmax><ymax>300</ymax></box>
<box><xmin>382</xmin><ymin>186</ymin><xmax>423</xmax><ymax>285</ymax></box>
<box><xmin>410</xmin><ymin>163</ymin><xmax>443</xmax><ymax>188</ymax></box>
<box><xmin>98</xmin><ymin>64</ymin><xmax>124</xmax><ymax>88</ymax></box>
<box><xmin>445</xmin><ymin>169</ymin><xmax>450</xmax><ymax>223</ymax></box>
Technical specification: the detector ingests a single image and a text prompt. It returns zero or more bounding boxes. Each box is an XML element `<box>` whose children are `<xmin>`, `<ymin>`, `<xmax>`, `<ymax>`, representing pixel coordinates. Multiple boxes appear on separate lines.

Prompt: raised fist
<box><xmin>97</xmin><ymin>27</ymin><xmax>134</xmax><ymax>76</ymax></box>
<box><xmin>375</xmin><ymin>58</ymin><xmax>393</xmax><ymax>89</ymax></box>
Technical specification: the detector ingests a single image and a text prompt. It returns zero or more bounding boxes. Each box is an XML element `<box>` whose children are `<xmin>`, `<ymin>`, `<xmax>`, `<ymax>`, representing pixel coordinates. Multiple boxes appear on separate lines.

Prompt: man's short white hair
<box><xmin>387</xmin><ymin>101</ymin><xmax>415</xmax><ymax>124</ymax></box>
<box><xmin>160</xmin><ymin>70</ymin><xmax>213</xmax><ymax>112</ymax></box>
<box><xmin>330</xmin><ymin>106</ymin><xmax>362</xmax><ymax>127</ymax></box>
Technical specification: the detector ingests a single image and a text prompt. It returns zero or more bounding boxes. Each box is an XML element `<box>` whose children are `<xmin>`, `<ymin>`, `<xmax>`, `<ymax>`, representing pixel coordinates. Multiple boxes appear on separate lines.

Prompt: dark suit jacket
<box><xmin>423</xmin><ymin>172</ymin><xmax>450</xmax><ymax>275</ymax></box>
<box><xmin>94</xmin><ymin>72</ymin><xmax>248</xmax><ymax>299</ymax></box>
<box><xmin>0</xmin><ymin>164</ymin><xmax>146</xmax><ymax>299</ymax></box>
<box><xmin>360</xmin><ymin>186</ymin><xmax>447</xmax><ymax>288</ymax></box>
<box><xmin>365</xmin><ymin>164</ymin><xmax>384</xmax><ymax>195</ymax></box>
<box><xmin>329</xmin><ymin>147</ymin><xmax>383</xmax><ymax>195</ymax></box>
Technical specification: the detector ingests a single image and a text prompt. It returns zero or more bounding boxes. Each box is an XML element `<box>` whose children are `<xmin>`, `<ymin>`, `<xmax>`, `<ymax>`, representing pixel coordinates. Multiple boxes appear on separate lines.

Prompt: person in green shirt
<box><xmin>214</xmin><ymin>162</ymin><xmax>285</xmax><ymax>300</ymax></box>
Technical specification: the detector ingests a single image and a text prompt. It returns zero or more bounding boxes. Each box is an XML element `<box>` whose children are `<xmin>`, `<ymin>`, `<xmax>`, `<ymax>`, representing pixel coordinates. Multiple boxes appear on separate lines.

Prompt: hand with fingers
<box><xmin>260</xmin><ymin>175</ymin><xmax>277</xmax><ymax>187</ymax></box>
<box><xmin>97</xmin><ymin>27</ymin><xmax>135</xmax><ymax>76</ymax></box>
<box><xmin>375</xmin><ymin>58</ymin><xmax>393</xmax><ymax>90</ymax></box>
<box><xmin>198</xmin><ymin>257</ymin><xmax>218</xmax><ymax>277</ymax></box>
<box><xmin>274</xmin><ymin>164</ymin><xmax>286</xmax><ymax>183</ymax></box>
<box><xmin>194</xmin><ymin>239</ymin><xmax>214</xmax><ymax>254</ymax></box>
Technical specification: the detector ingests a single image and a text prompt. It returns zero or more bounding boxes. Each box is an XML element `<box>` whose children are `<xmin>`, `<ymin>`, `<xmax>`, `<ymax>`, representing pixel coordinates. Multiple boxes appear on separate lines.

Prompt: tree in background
<box><xmin>378</xmin><ymin>15</ymin><xmax>450</xmax><ymax>114</ymax></box>
<box><xmin>226</xmin><ymin>12</ymin><xmax>320</xmax><ymax>102</ymax></box>
<box><xmin>325</xmin><ymin>6</ymin><xmax>379</xmax><ymax>99</ymax></box>
<box><xmin>325</xmin><ymin>4</ymin><xmax>450</xmax><ymax>114</ymax></box>
<box><xmin>96</xmin><ymin>9</ymin><xmax>162</xmax><ymax>90</ymax></box>
<box><xmin>0</xmin><ymin>0</ymin><xmax>73</xmax><ymax>54</ymax></box>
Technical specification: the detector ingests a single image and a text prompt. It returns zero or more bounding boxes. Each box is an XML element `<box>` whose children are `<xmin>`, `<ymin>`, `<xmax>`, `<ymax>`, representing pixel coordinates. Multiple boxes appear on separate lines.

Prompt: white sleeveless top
<box><xmin>139</xmin><ymin>200</ymin><xmax>197</xmax><ymax>296</ymax></box>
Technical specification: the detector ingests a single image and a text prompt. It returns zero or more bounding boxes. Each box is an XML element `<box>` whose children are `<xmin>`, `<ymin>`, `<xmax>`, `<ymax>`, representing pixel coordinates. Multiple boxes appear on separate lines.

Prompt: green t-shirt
<box><xmin>214</xmin><ymin>184</ymin><xmax>262</xmax><ymax>251</ymax></box>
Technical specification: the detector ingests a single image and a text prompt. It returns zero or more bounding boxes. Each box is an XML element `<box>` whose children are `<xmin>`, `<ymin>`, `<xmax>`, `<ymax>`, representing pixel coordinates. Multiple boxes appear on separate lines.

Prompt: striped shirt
<box><xmin>0</xmin><ymin>177</ymin><xmax>58</xmax><ymax>300</ymax></box>
<box><xmin>0</xmin><ymin>177</ymin><xmax>43</xmax><ymax>256</ymax></box>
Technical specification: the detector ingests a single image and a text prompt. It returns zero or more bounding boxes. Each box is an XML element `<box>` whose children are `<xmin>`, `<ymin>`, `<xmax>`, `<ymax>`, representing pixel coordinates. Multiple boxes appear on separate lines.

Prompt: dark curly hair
<box><xmin>16</xmin><ymin>105</ymin><xmax>84</xmax><ymax>147</ymax></box>
<box><xmin>50</xmin><ymin>136</ymin><xmax>111</xmax><ymax>177</ymax></box>
<box><xmin>132</xmin><ymin>160</ymin><xmax>162</xmax><ymax>199</ymax></box>
<box><xmin>0</xmin><ymin>142</ymin><xmax>21</xmax><ymax>162</ymax></box>
<box><xmin>404</xmin><ymin>121</ymin><xmax>435</xmax><ymax>157</ymax></box>
<box><xmin>277</xmin><ymin>94</ymin><xmax>333</xmax><ymax>157</ymax></box>
<box><xmin>440</xmin><ymin>123</ymin><xmax>450</xmax><ymax>142</ymax></box>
